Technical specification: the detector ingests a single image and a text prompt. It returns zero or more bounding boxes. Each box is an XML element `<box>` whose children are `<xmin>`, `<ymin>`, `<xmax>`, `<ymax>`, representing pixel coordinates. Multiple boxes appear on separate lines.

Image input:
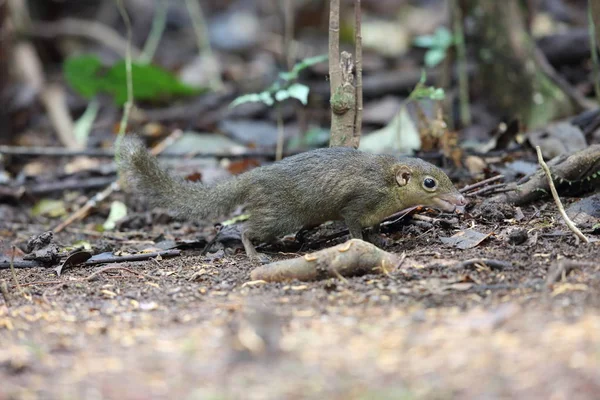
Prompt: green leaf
<box><xmin>434</xmin><ymin>27</ymin><xmax>454</xmax><ymax>49</ymax></box>
<box><xmin>103</xmin><ymin>201</ymin><xmax>127</xmax><ymax>231</ymax></box>
<box><xmin>279</xmin><ymin>54</ymin><xmax>328</xmax><ymax>81</ymax></box>
<box><xmin>63</xmin><ymin>55</ymin><xmax>207</xmax><ymax>105</ymax></box>
<box><xmin>73</xmin><ymin>98</ymin><xmax>99</xmax><ymax>147</ymax></box>
<box><xmin>64</xmin><ymin>56</ymin><xmax>104</xmax><ymax>98</ymax></box>
<box><xmin>413</xmin><ymin>27</ymin><xmax>454</xmax><ymax>50</ymax></box>
<box><xmin>413</xmin><ymin>34</ymin><xmax>436</xmax><ymax>48</ymax></box>
<box><xmin>229</xmin><ymin>91</ymin><xmax>274</xmax><ymax>108</ymax></box>
<box><xmin>32</xmin><ymin>199</ymin><xmax>66</xmax><ymax>218</ymax></box>
<box><xmin>425</xmin><ymin>48</ymin><xmax>447</xmax><ymax>68</ymax></box>
<box><xmin>285</xmin><ymin>83</ymin><xmax>310</xmax><ymax>105</ymax></box>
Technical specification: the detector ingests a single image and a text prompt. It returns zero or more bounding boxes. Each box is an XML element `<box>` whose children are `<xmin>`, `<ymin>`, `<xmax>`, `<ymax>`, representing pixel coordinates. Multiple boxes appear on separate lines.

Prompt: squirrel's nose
<box><xmin>456</xmin><ymin>194</ymin><xmax>468</xmax><ymax>206</ymax></box>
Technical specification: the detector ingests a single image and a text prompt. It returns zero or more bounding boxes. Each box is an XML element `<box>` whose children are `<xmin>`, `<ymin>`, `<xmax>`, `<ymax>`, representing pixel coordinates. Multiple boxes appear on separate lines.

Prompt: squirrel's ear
<box><xmin>395</xmin><ymin>165</ymin><xmax>412</xmax><ymax>187</ymax></box>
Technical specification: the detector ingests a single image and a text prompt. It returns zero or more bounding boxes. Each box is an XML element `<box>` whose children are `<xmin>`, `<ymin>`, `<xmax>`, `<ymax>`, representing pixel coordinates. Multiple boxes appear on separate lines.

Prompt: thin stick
<box><xmin>139</xmin><ymin>0</ymin><xmax>167</xmax><ymax>64</ymax></box>
<box><xmin>275</xmin><ymin>105</ymin><xmax>284</xmax><ymax>161</ymax></box>
<box><xmin>84</xmin><ymin>265</ymin><xmax>157</xmax><ymax>281</ymax></box>
<box><xmin>30</xmin><ymin>18</ymin><xmax>142</xmax><ymax>59</ymax></box>
<box><xmin>0</xmin><ymin>280</ymin><xmax>11</xmax><ymax>306</ymax></box>
<box><xmin>185</xmin><ymin>0</ymin><xmax>222</xmax><ymax>90</ymax></box>
<box><xmin>9</xmin><ymin>247</ymin><xmax>24</xmax><ymax>296</ymax></box>
<box><xmin>452</xmin><ymin>0</ymin><xmax>471</xmax><ymax>126</ymax></box>
<box><xmin>115</xmin><ymin>0</ymin><xmax>133</xmax><ymax>152</ymax></box>
<box><xmin>0</xmin><ymin>145</ymin><xmax>302</xmax><ymax>159</ymax></box>
<box><xmin>588</xmin><ymin>1</ymin><xmax>600</xmax><ymax>104</ymax></box>
<box><xmin>353</xmin><ymin>0</ymin><xmax>362</xmax><ymax>146</ymax></box>
<box><xmin>535</xmin><ymin>146</ymin><xmax>589</xmax><ymax>243</ymax></box>
<box><xmin>465</xmin><ymin>183</ymin><xmax>507</xmax><ymax>197</ymax></box>
<box><xmin>459</xmin><ymin>174</ymin><xmax>505</xmax><ymax>193</ymax></box>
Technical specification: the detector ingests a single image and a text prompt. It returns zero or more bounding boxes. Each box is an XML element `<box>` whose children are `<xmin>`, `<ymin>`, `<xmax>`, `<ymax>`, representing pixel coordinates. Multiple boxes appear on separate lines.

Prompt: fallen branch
<box><xmin>0</xmin><ymin>145</ymin><xmax>303</xmax><ymax>159</ymax></box>
<box><xmin>30</xmin><ymin>18</ymin><xmax>142</xmax><ymax>58</ymax></box>
<box><xmin>535</xmin><ymin>146</ymin><xmax>589</xmax><ymax>243</ymax></box>
<box><xmin>250</xmin><ymin>239</ymin><xmax>402</xmax><ymax>282</ymax></box>
<box><xmin>459</xmin><ymin>174</ymin><xmax>505</xmax><ymax>193</ymax></box>
<box><xmin>464</xmin><ymin>183</ymin><xmax>507</xmax><ymax>198</ymax></box>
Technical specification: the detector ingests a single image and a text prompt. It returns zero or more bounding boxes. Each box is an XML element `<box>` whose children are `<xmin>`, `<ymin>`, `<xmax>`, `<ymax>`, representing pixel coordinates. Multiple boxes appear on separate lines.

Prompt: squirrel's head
<box><xmin>392</xmin><ymin>158</ymin><xmax>467</xmax><ymax>212</ymax></box>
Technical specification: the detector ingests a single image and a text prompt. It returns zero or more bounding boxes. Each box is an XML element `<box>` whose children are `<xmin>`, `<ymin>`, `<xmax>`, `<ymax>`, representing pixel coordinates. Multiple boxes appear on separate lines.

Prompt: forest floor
<box><xmin>2</xmin><ymin>195</ymin><xmax>600</xmax><ymax>400</ymax></box>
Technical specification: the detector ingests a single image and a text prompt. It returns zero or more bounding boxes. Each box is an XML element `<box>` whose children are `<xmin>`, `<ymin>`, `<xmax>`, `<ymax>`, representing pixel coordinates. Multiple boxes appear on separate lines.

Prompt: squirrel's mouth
<box><xmin>430</xmin><ymin>192</ymin><xmax>468</xmax><ymax>213</ymax></box>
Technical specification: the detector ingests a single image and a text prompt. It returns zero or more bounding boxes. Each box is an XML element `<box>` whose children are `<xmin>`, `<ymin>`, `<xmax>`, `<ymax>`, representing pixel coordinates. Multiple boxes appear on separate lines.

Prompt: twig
<box><xmin>452</xmin><ymin>0</ymin><xmax>471</xmax><ymax>126</ymax></box>
<box><xmin>84</xmin><ymin>249</ymin><xmax>180</xmax><ymax>266</ymax></box>
<box><xmin>115</xmin><ymin>0</ymin><xmax>134</xmax><ymax>151</ymax></box>
<box><xmin>454</xmin><ymin>258</ymin><xmax>513</xmax><ymax>271</ymax></box>
<box><xmin>0</xmin><ymin>145</ymin><xmax>303</xmax><ymax>159</ymax></box>
<box><xmin>30</xmin><ymin>18</ymin><xmax>142</xmax><ymax>58</ymax></box>
<box><xmin>1</xmin><ymin>249</ymin><xmax>181</xmax><ymax>270</ymax></box>
<box><xmin>84</xmin><ymin>265</ymin><xmax>157</xmax><ymax>281</ymax></box>
<box><xmin>22</xmin><ymin>176</ymin><xmax>117</xmax><ymax>196</ymax></box>
<box><xmin>53</xmin><ymin>130</ymin><xmax>183</xmax><ymax>233</ymax></box>
<box><xmin>43</xmin><ymin>264</ymin><xmax>159</xmax><ymax>302</ymax></box>
<box><xmin>588</xmin><ymin>1</ymin><xmax>600</xmax><ymax>104</ymax></box>
<box><xmin>139</xmin><ymin>0</ymin><xmax>167</xmax><ymax>64</ymax></box>
<box><xmin>465</xmin><ymin>183</ymin><xmax>507</xmax><ymax>197</ymax></box>
<box><xmin>0</xmin><ymin>280</ymin><xmax>11</xmax><ymax>306</ymax></box>
<box><xmin>535</xmin><ymin>146</ymin><xmax>589</xmax><ymax>243</ymax></box>
<box><xmin>185</xmin><ymin>0</ymin><xmax>222</xmax><ymax>90</ymax></box>
<box><xmin>328</xmin><ymin>0</ymin><xmax>341</xmax><ymax>100</ymax></box>
<box><xmin>459</xmin><ymin>174</ymin><xmax>505</xmax><ymax>193</ymax></box>
<box><xmin>275</xmin><ymin>105</ymin><xmax>284</xmax><ymax>161</ymax></box>
<box><xmin>0</xmin><ymin>259</ymin><xmax>44</xmax><ymax>269</ymax></box>
<box><xmin>9</xmin><ymin>247</ymin><xmax>25</xmax><ymax>297</ymax></box>
<box><xmin>353</xmin><ymin>0</ymin><xmax>362</xmax><ymax>144</ymax></box>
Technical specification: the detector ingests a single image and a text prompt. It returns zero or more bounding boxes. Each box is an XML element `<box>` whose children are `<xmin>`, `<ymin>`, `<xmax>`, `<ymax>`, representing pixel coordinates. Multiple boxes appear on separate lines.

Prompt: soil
<box><xmin>1</xmin><ymin>195</ymin><xmax>600</xmax><ymax>400</ymax></box>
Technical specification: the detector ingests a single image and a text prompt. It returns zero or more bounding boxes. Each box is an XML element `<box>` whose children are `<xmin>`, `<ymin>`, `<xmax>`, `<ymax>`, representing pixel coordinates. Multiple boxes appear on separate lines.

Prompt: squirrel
<box><xmin>117</xmin><ymin>137</ymin><xmax>467</xmax><ymax>261</ymax></box>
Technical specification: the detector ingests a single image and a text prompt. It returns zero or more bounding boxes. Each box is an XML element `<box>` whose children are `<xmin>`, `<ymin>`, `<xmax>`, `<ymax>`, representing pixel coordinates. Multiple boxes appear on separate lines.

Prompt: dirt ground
<box><xmin>2</xmin><ymin>197</ymin><xmax>600</xmax><ymax>400</ymax></box>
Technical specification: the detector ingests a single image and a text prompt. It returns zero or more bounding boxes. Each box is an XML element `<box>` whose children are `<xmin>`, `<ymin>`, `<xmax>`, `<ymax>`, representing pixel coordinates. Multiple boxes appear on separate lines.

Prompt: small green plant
<box><xmin>64</xmin><ymin>55</ymin><xmax>207</xmax><ymax>105</ymax></box>
<box><xmin>413</xmin><ymin>27</ymin><xmax>454</xmax><ymax>68</ymax></box>
<box><xmin>229</xmin><ymin>54</ymin><xmax>327</xmax><ymax>108</ymax></box>
<box><xmin>409</xmin><ymin>70</ymin><xmax>445</xmax><ymax>101</ymax></box>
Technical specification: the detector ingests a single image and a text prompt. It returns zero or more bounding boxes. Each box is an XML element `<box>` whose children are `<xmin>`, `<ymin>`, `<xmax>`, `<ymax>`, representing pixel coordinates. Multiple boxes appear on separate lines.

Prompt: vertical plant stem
<box><xmin>9</xmin><ymin>247</ymin><xmax>24</xmax><ymax>297</ymax></box>
<box><xmin>185</xmin><ymin>0</ymin><xmax>223</xmax><ymax>90</ymax></box>
<box><xmin>115</xmin><ymin>0</ymin><xmax>133</xmax><ymax>156</ymax></box>
<box><xmin>140</xmin><ymin>0</ymin><xmax>167</xmax><ymax>64</ymax></box>
<box><xmin>328</xmin><ymin>0</ymin><xmax>341</xmax><ymax>98</ymax></box>
<box><xmin>276</xmin><ymin>105</ymin><xmax>285</xmax><ymax>161</ymax></box>
<box><xmin>353</xmin><ymin>0</ymin><xmax>362</xmax><ymax>147</ymax></box>
<box><xmin>588</xmin><ymin>1</ymin><xmax>600</xmax><ymax>104</ymax></box>
<box><xmin>283</xmin><ymin>0</ymin><xmax>295</xmax><ymax>69</ymax></box>
<box><xmin>452</xmin><ymin>0</ymin><xmax>471</xmax><ymax>126</ymax></box>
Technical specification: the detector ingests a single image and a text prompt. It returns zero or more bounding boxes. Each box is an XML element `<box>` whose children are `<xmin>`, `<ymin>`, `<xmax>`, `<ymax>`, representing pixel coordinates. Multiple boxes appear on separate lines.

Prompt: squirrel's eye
<box><xmin>423</xmin><ymin>177</ymin><xmax>437</xmax><ymax>190</ymax></box>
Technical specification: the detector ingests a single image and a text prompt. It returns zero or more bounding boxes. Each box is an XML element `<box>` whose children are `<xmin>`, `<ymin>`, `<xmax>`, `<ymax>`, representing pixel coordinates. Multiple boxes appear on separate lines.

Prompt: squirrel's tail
<box><xmin>117</xmin><ymin>137</ymin><xmax>245</xmax><ymax>221</ymax></box>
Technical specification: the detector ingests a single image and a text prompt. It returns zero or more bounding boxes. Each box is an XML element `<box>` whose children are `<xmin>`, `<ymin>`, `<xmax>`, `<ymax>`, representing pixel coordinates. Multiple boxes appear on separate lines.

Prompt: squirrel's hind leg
<box><xmin>241</xmin><ymin>229</ymin><xmax>270</xmax><ymax>264</ymax></box>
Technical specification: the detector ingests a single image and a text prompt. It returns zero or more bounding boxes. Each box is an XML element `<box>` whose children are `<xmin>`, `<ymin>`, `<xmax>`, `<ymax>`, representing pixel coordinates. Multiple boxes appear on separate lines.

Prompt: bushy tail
<box><xmin>117</xmin><ymin>136</ymin><xmax>246</xmax><ymax>220</ymax></box>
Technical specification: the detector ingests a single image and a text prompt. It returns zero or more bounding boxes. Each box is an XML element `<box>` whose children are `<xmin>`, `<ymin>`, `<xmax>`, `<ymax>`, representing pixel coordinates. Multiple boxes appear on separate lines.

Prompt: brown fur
<box><xmin>117</xmin><ymin>137</ymin><xmax>465</xmax><ymax>258</ymax></box>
